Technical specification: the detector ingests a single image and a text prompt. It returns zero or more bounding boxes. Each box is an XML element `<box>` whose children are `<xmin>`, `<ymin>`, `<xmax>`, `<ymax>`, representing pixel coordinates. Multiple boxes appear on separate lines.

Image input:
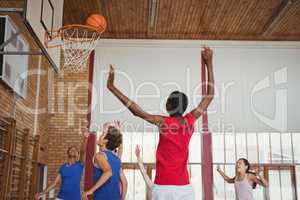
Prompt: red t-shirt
<box><xmin>154</xmin><ymin>112</ymin><xmax>195</xmax><ymax>185</ymax></box>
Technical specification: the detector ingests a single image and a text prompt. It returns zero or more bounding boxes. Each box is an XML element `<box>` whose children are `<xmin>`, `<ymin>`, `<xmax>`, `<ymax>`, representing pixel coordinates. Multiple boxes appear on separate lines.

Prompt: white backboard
<box><xmin>25</xmin><ymin>0</ymin><xmax>64</xmax><ymax>71</ymax></box>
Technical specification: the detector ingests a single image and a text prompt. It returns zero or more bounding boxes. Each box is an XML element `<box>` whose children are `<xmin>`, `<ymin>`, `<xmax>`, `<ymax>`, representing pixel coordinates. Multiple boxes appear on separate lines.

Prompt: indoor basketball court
<box><xmin>0</xmin><ymin>0</ymin><xmax>300</xmax><ymax>200</ymax></box>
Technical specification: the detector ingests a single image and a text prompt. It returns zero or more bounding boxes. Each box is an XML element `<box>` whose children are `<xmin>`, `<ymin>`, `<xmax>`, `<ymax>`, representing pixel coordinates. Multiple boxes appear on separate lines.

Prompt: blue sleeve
<box><xmin>77</xmin><ymin>161</ymin><xmax>84</xmax><ymax>171</ymax></box>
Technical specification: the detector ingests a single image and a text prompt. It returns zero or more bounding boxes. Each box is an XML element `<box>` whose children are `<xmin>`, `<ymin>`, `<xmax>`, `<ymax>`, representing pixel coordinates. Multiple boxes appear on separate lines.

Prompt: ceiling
<box><xmin>1</xmin><ymin>0</ymin><xmax>300</xmax><ymax>40</ymax></box>
<box><xmin>63</xmin><ymin>0</ymin><xmax>300</xmax><ymax>40</ymax></box>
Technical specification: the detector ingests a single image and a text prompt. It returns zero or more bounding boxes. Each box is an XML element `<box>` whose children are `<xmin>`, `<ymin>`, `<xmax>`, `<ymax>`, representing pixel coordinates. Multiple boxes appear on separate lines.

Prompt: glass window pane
<box><xmin>213</xmin><ymin>133</ymin><xmax>224</xmax><ymax>163</ymax></box>
<box><xmin>190</xmin><ymin>164</ymin><xmax>202</xmax><ymax>200</ymax></box>
<box><xmin>124</xmin><ymin>169</ymin><xmax>134</xmax><ymax>200</ymax></box>
<box><xmin>236</xmin><ymin>133</ymin><xmax>247</xmax><ymax>159</ymax></box>
<box><xmin>296</xmin><ymin>166</ymin><xmax>300</xmax><ymax>198</ymax></box>
<box><xmin>269</xmin><ymin>170</ymin><xmax>282</xmax><ymax>200</ymax></box>
<box><xmin>155</xmin><ymin>132</ymin><xmax>159</xmax><ymax>150</ymax></box>
<box><xmin>258</xmin><ymin>133</ymin><xmax>271</xmax><ymax>163</ymax></box>
<box><xmin>253</xmin><ymin>183</ymin><xmax>264</xmax><ymax>200</ymax></box>
<box><xmin>225</xmin><ymin>133</ymin><xmax>236</xmax><ymax>163</ymax></box>
<box><xmin>213</xmin><ymin>164</ymin><xmax>226</xmax><ymax>200</ymax></box>
<box><xmin>293</xmin><ymin>133</ymin><xmax>300</xmax><ymax>164</ymax></box>
<box><xmin>224</xmin><ymin>165</ymin><xmax>235</xmax><ymax>200</ymax></box>
<box><xmin>247</xmin><ymin>133</ymin><xmax>258</xmax><ymax>164</ymax></box>
<box><xmin>152</xmin><ymin>169</ymin><xmax>156</xmax><ymax>183</ymax></box>
<box><xmin>281</xmin><ymin>133</ymin><xmax>293</xmax><ymax>163</ymax></box>
<box><xmin>280</xmin><ymin>170</ymin><xmax>293</xmax><ymax>200</ymax></box>
<box><xmin>189</xmin><ymin>133</ymin><xmax>201</xmax><ymax>163</ymax></box>
<box><xmin>270</xmin><ymin>132</ymin><xmax>282</xmax><ymax>163</ymax></box>
<box><xmin>124</xmin><ymin>169</ymin><xmax>146</xmax><ymax>200</ymax></box>
<box><xmin>134</xmin><ymin>170</ymin><xmax>146</xmax><ymax>200</ymax></box>
<box><xmin>122</xmin><ymin>132</ymin><xmax>133</xmax><ymax>162</ymax></box>
<box><xmin>142</xmin><ymin>132</ymin><xmax>156</xmax><ymax>163</ymax></box>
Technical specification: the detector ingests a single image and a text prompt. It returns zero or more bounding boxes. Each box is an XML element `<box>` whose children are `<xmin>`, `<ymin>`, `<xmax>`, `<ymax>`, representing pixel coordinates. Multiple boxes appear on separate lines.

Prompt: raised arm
<box><xmin>79</xmin><ymin>130</ymin><xmax>89</xmax><ymax>164</ymax></box>
<box><xmin>216</xmin><ymin>166</ymin><xmax>235</xmax><ymax>184</ymax></box>
<box><xmin>250</xmin><ymin>168</ymin><xmax>269</xmax><ymax>187</ymax></box>
<box><xmin>107</xmin><ymin>65</ymin><xmax>164</xmax><ymax>126</ymax></box>
<box><xmin>35</xmin><ymin>174</ymin><xmax>61</xmax><ymax>199</ymax></box>
<box><xmin>191</xmin><ymin>47</ymin><xmax>215</xmax><ymax>121</ymax></box>
<box><xmin>82</xmin><ymin>153</ymin><xmax>112</xmax><ymax>200</ymax></box>
<box><xmin>135</xmin><ymin>145</ymin><xmax>154</xmax><ymax>189</ymax></box>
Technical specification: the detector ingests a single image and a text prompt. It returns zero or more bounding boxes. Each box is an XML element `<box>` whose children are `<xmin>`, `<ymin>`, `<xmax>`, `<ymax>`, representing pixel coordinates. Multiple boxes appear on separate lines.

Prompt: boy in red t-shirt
<box><xmin>107</xmin><ymin>47</ymin><xmax>214</xmax><ymax>200</ymax></box>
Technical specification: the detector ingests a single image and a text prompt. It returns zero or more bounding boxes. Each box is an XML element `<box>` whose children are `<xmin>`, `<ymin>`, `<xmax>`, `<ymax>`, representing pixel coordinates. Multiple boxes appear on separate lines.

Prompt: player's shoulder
<box><xmin>95</xmin><ymin>151</ymin><xmax>108</xmax><ymax>161</ymax></box>
<box><xmin>247</xmin><ymin>173</ymin><xmax>256</xmax><ymax>180</ymax></box>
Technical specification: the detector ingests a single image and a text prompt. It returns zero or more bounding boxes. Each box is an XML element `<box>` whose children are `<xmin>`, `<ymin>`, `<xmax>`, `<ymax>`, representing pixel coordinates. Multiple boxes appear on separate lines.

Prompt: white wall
<box><xmin>91</xmin><ymin>40</ymin><xmax>300</xmax><ymax>132</ymax></box>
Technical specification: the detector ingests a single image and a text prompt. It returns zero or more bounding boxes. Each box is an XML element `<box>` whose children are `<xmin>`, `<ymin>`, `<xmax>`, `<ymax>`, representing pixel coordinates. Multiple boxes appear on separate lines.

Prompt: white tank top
<box><xmin>234</xmin><ymin>174</ymin><xmax>254</xmax><ymax>200</ymax></box>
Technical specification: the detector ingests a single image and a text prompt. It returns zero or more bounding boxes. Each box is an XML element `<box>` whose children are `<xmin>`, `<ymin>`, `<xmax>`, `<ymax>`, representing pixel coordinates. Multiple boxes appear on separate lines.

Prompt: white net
<box><xmin>59</xmin><ymin>26</ymin><xmax>102</xmax><ymax>72</ymax></box>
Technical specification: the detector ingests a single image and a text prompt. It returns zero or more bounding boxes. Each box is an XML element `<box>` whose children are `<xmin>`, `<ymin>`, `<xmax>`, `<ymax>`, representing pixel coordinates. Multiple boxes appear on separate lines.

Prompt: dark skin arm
<box><xmin>191</xmin><ymin>47</ymin><xmax>215</xmax><ymax>120</ymax></box>
<box><xmin>107</xmin><ymin>65</ymin><xmax>164</xmax><ymax>126</ymax></box>
<box><xmin>107</xmin><ymin>47</ymin><xmax>214</xmax><ymax>124</ymax></box>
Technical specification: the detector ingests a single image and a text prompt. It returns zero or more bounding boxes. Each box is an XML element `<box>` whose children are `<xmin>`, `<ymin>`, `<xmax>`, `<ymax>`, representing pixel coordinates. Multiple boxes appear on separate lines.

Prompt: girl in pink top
<box><xmin>217</xmin><ymin>158</ymin><xmax>268</xmax><ymax>200</ymax></box>
<box><xmin>107</xmin><ymin>47</ymin><xmax>215</xmax><ymax>200</ymax></box>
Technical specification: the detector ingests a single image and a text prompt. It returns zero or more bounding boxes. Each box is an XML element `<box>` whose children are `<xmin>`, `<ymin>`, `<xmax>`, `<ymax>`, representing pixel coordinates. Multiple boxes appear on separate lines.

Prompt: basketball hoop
<box><xmin>45</xmin><ymin>24</ymin><xmax>104</xmax><ymax>72</ymax></box>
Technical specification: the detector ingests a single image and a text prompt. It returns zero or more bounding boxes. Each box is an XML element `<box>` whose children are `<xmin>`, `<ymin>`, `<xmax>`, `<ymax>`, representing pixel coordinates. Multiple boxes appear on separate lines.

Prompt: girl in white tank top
<box><xmin>217</xmin><ymin>158</ymin><xmax>269</xmax><ymax>200</ymax></box>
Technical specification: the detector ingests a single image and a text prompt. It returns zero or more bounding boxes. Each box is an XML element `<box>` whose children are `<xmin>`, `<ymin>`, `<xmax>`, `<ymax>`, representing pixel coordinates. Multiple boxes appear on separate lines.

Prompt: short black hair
<box><xmin>105</xmin><ymin>126</ymin><xmax>122</xmax><ymax>151</ymax></box>
<box><xmin>166</xmin><ymin>91</ymin><xmax>188</xmax><ymax>116</ymax></box>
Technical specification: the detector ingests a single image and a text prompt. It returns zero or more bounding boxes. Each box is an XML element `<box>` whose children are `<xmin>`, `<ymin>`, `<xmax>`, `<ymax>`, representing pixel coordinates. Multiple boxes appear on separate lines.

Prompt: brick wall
<box><xmin>0</xmin><ymin>6</ymin><xmax>91</xmax><ymax>199</ymax></box>
<box><xmin>0</xmin><ymin>11</ymin><xmax>52</xmax><ymax>155</ymax></box>
<box><xmin>0</xmin><ymin>9</ymin><xmax>53</xmax><ymax>199</ymax></box>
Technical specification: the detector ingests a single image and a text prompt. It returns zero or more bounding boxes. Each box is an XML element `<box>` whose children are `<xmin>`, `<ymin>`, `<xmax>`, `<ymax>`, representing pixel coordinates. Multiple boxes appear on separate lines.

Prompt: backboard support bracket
<box><xmin>0</xmin><ymin>8</ymin><xmax>24</xmax><ymax>13</ymax></box>
<box><xmin>0</xmin><ymin>28</ymin><xmax>43</xmax><ymax>56</ymax></box>
<box><xmin>0</xmin><ymin>51</ymin><xmax>43</xmax><ymax>55</ymax></box>
<box><xmin>0</xmin><ymin>31</ymin><xmax>21</xmax><ymax>50</ymax></box>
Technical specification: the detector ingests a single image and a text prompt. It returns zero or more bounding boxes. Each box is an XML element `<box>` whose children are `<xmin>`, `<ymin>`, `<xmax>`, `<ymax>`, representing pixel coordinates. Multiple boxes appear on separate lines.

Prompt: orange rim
<box><xmin>44</xmin><ymin>24</ymin><xmax>105</xmax><ymax>48</ymax></box>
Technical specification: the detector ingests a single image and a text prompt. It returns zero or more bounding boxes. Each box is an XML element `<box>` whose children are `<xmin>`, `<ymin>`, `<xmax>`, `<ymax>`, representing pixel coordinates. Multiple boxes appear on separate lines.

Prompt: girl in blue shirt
<box><xmin>35</xmin><ymin>130</ymin><xmax>89</xmax><ymax>200</ymax></box>
<box><xmin>82</xmin><ymin>122</ymin><xmax>127</xmax><ymax>200</ymax></box>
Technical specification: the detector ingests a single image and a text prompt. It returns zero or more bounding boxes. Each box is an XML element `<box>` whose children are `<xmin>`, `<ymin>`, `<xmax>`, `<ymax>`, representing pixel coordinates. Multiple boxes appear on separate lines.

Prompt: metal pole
<box><xmin>0</xmin><ymin>8</ymin><xmax>24</xmax><ymax>13</ymax></box>
<box><xmin>0</xmin><ymin>51</ymin><xmax>43</xmax><ymax>55</ymax></box>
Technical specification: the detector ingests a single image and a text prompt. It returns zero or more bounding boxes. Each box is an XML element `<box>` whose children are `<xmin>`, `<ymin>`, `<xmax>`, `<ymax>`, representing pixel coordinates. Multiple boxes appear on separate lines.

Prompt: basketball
<box><xmin>86</xmin><ymin>14</ymin><xmax>107</xmax><ymax>32</ymax></box>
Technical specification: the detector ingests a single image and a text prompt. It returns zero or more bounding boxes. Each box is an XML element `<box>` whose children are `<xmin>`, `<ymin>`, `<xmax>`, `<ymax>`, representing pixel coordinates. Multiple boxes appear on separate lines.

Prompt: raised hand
<box><xmin>216</xmin><ymin>165</ymin><xmax>222</xmax><ymax>173</ymax></box>
<box><xmin>135</xmin><ymin>145</ymin><xmax>141</xmax><ymax>158</ymax></box>
<box><xmin>82</xmin><ymin>191</ymin><xmax>88</xmax><ymax>200</ymax></box>
<box><xmin>103</xmin><ymin>122</ymin><xmax>113</xmax><ymax>133</ymax></box>
<box><xmin>202</xmin><ymin>47</ymin><xmax>213</xmax><ymax>66</ymax></box>
<box><xmin>114</xmin><ymin>120</ymin><xmax>122</xmax><ymax>131</ymax></box>
<box><xmin>80</xmin><ymin>119</ymin><xmax>89</xmax><ymax>137</ymax></box>
<box><xmin>83</xmin><ymin>130</ymin><xmax>90</xmax><ymax>138</ymax></box>
<box><xmin>34</xmin><ymin>192</ymin><xmax>44</xmax><ymax>200</ymax></box>
<box><xmin>107</xmin><ymin>64</ymin><xmax>115</xmax><ymax>89</ymax></box>
<box><xmin>253</xmin><ymin>167</ymin><xmax>262</xmax><ymax>176</ymax></box>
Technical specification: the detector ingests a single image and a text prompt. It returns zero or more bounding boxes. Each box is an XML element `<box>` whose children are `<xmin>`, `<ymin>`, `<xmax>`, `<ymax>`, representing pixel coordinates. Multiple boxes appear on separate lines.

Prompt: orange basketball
<box><xmin>86</xmin><ymin>14</ymin><xmax>107</xmax><ymax>32</ymax></box>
